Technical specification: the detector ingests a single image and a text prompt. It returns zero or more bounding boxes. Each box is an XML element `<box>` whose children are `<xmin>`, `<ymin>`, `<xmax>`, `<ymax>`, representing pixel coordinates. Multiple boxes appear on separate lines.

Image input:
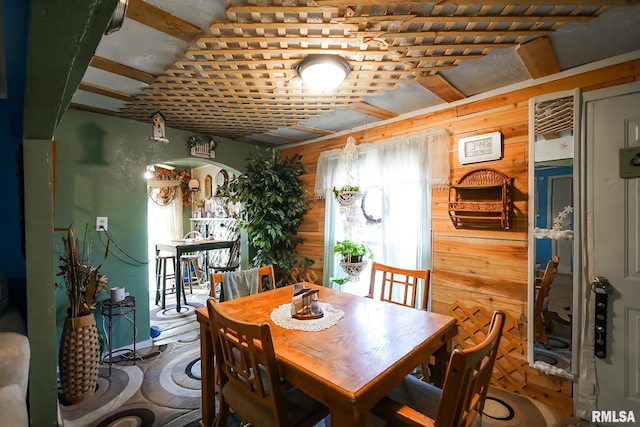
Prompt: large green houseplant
<box><xmin>229</xmin><ymin>149</ymin><xmax>313</xmax><ymax>286</ymax></box>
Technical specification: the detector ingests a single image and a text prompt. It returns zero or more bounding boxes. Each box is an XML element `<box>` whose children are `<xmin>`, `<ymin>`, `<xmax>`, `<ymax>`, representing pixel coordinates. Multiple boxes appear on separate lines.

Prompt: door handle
<box><xmin>591</xmin><ymin>277</ymin><xmax>613</xmax><ymax>358</ymax></box>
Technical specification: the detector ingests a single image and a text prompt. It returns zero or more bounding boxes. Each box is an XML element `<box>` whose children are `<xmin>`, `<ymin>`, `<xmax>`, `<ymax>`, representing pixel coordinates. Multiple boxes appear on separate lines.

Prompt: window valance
<box><xmin>314</xmin><ymin>128</ymin><xmax>450</xmax><ymax>199</ymax></box>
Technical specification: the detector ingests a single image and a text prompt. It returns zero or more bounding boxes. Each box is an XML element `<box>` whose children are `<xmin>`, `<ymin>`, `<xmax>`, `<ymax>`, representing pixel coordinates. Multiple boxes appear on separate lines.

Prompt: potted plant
<box><xmin>333</xmin><ymin>239</ymin><xmax>373</xmax><ymax>263</ymax></box>
<box><xmin>332</xmin><ymin>185</ymin><xmax>362</xmax><ymax>207</ymax></box>
<box><xmin>334</xmin><ymin>240</ymin><xmax>373</xmax><ymax>282</ymax></box>
<box><xmin>332</xmin><ymin>184</ymin><xmax>360</xmax><ymax>198</ymax></box>
<box><xmin>56</xmin><ymin>226</ymin><xmax>110</xmax><ymax>404</ymax></box>
<box><xmin>229</xmin><ymin>149</ymin><xmax>314</xmax><ymax>286</ymax></box>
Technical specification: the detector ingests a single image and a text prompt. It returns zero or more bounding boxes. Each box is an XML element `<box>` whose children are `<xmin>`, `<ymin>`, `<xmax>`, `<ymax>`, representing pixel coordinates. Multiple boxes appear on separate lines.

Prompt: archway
<box><xmin>145</xmin><ymin>157</ymin><xmax>241</xmax><ymax>344</ymax></box>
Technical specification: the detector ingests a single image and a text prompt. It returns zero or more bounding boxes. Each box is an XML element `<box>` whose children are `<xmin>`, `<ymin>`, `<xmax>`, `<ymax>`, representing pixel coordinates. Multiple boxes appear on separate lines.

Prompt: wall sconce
<box><xmin>144</xmin><ymin>165</ymin><xmax>155</xmax><ymax>180</ymax></box>
<box><xmin>297</xmin><ymin>55</ymin><xmax>350</xmax><ymax>92</ymax></box>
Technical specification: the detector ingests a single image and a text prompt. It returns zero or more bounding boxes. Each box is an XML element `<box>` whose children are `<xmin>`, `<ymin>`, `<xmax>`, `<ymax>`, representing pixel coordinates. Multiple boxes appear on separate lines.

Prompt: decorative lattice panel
<box><xmin>449</xmin><ymin>302</ymin><xmax>528</xmax><ymax>395</ymax></box>
<box><xmin>117</xmin><ymin>1</ymin><xmax>610</xmax><ymax>142</ymax></box>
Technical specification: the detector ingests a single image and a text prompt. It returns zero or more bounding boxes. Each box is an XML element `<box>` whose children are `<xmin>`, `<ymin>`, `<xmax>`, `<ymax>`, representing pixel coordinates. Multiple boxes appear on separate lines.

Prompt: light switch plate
<box><xmin>619</xmin><ymin>147</ymin><xmax>640</xmax><ymax>178</ymax></box>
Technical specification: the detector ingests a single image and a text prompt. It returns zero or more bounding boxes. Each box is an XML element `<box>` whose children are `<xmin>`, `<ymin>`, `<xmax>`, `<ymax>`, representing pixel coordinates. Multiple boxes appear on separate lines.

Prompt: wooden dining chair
<box><xmin>206</xmin><ymin>299</ymin><xmax>329</xmax><ymax>427</ymax></box>
<box><xmin>258</xmin><ymin>264</ymin><xmax>276</xmax><ymax>291</ymax></box>
<box><xmin>209</xmin><ymin>237</ymin><xmax>241</xmax><ymax>273</ymax></box>
<box><xmin>368</xmin><ymin>261</ymin><xmax>431</xmax><ymax>310</ymax></box>
<box><xmin>534</xmin><ymin>256</ymin><xmax>559</xmax><ymax>347</ymax></box>
<box><xmin>371</xmin><ymin>310</ymin><xmax>506</xmax><ymax>427</ymax></box>
<box><xmin>368</xmin><ymin>262</ymin><xmax>432</xmax><ymax>381</ymax></box>
<box><xmin>209</xmin><ymin>264</ymin><xmax>276</xmax><ymax>301</ymax></box>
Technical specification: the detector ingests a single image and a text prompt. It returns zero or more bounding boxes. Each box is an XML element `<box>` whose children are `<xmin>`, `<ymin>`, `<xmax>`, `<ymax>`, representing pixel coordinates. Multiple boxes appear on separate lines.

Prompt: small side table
<box><xmin>101</xmin><ymin>295</ymin><xmax>136</xmax><ymax>376</ymax></box>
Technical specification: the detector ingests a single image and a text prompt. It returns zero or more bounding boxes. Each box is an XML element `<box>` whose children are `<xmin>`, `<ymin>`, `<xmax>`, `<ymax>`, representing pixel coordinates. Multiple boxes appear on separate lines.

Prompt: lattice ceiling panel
<box><xmin>118</xmin><ymin>1</ymin><xmax>608</xmax><ymax>142</ymax></box>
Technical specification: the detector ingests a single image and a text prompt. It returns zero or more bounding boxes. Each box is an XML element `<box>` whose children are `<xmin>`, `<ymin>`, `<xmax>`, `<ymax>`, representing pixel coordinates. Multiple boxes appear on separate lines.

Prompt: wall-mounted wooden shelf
<box><xmin>448</xmin><ymin>168</ymin><xmax>512</xmax><ymax>230</ymax></box>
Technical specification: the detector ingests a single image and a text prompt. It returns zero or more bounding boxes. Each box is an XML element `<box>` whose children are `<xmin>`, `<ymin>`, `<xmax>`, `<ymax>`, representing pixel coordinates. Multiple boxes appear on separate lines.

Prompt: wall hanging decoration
<box><xmin>533</xmin><ymin>205</ymin><xmax>574</xmax><ymax>239</ymax></box>
<box><xmin>457</xmin><ymin>131</ymin><xmax>502</xmax><ymax>165</ymax></box>
<box><xmin>334</xmin><ymin>135</ymin><xmax>364</xmax><ymax>221</ymax></box>
<box><xmin>187</xmin><ymin>135</ymin><xmax>217</xmax><ymax>159</ymax></box>
<box><xmin>361</xmin><ymin>186</ymin><xmax>382</xmax><ymax>225</ymax></box>
<box><xmin>149</xmin><ymin>111</ymin><xmax>169</xmax><ymax>143</ymax></box>
<box><xmin>448</xmin><ymin>168</ymin><xmax>512</xmax><ymax>230</ymax></box>
<box><xmin>204</xmin><ymin>175</ymin><xmax>212</xmax><ymax>200</ymax></box>
<box><xmin>215</xmin><ymin>169</ymin><xmax>230</xmax><ymax>196</ymax></box>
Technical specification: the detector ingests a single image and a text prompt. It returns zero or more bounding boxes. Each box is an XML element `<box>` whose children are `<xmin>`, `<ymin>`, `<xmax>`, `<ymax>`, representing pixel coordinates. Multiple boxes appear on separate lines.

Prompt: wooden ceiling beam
<box><xmin>515</xmin><ymin>36</ymin><xmax>560</xmax><ymax>79</ymax></box>
<box><xmin>69</xmin><ymin>102</ymin><xmax>120</xmax><ymax>116</ymax></box>
<box><xmin>78</xmin><ymin>82</ymin><xmax>134</xmax><ymax>102</ymax></box>
<box><xmin>262</xmin><ymin>132</ymin><xmax>305</xmax><ymax>143</ymax></box>
<box><xmin>347</xmin><ymin>101</ymin><xmax>398</xmax><ymax>120</ymax></box>
<box><xmin>90</xmin><ymin>56</ymin><xmax>157</xmax><ymax>84</ymax></box>
<box><xmin>126</xmin><ymin>0</ymin><xmax>201</xmax><ymax>42</ymax></box>
<box><xmin>288</xmin><ymin>125</ymin><xmax>334</xmax><ymax>135</ymax></box>
<box><xmin>416</xmin><ymin>74</ymin><xmax>466</xmax><ymax>103</ymax></box>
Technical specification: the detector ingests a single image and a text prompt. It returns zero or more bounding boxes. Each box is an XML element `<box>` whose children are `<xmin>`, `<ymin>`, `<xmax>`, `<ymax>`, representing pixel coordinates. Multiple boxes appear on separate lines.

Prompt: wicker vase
<box><xmin>59</xmin><ymin>313</ymin><xmax>100</xmax><ymax>405</ymax></box>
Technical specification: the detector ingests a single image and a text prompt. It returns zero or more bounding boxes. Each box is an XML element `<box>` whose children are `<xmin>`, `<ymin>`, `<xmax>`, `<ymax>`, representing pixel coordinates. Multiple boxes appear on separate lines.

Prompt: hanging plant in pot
<box><xmin>56</xmin><ymin>226</ymin><xmax>110</xmax><ymax>405</ymax></box>
<box><xmin>334</xmin><ymin>239</ymin><xmax>373</xmax><ymax>282</ymax></box>
<box><xmin>333</xmin><ymin>185</ymin><xmax>362</xmax><ymax>207</ymax></box>
<box><xmin>333</xmin><ymin>185</ymin><xmax>364</xmax><ymax>222</ymax></box>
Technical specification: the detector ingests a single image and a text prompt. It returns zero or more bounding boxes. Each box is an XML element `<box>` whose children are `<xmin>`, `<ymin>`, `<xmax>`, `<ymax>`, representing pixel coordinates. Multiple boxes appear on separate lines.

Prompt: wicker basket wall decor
<box><xmin>58</xmin><ymin>313</ymin><xmax>101</xmax><ymax>405</ymax></box>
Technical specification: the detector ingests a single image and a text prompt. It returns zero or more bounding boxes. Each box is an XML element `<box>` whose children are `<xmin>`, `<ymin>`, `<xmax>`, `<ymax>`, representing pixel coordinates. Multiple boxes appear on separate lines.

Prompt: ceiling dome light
<box><xmin>297</xmin><ymin>55</ymin><xmax>350</xmax><ymax>92</ymax></box>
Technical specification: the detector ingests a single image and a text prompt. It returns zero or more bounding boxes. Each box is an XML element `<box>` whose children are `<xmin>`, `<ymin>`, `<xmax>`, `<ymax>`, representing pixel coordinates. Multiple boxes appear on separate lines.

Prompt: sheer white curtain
<box><xmin>315</xmin><ymin>128</ymin><xmax>450</xmax><ymax>296</ymax></box>
<box><xmin>146</xmin><ymin>186</ymin><xmax>183</xmax><ymax>290</ymax></box>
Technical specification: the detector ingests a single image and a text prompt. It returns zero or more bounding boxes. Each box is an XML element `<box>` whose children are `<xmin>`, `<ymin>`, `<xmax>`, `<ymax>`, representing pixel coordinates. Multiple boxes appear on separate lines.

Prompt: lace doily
<box><xmin>270</xmin><ymin>303</ymin><xmax>344</xmax><ymax>331</ymax></box>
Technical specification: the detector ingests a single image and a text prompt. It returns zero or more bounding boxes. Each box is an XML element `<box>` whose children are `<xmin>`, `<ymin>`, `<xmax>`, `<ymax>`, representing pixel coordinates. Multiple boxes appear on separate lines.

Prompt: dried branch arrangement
<box><xmin>56</xmin><ymin>226</ymin><xmax>110</xmax><ymax>318</ymax></box>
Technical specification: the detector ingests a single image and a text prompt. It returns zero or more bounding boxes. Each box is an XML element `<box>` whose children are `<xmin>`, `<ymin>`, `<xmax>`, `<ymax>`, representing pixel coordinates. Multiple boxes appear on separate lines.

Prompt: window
<box><xmin>315</xmin><ymin>129</ymin><xmax>450</xmax><ymax>297</ymax></box>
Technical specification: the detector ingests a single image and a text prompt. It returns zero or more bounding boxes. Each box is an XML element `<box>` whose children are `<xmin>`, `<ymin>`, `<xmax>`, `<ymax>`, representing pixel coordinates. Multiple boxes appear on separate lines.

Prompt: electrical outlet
<box><xmin>96</xmin><ymin>217</ymin><xmax>108</xmax><ymax>231</ymax></box>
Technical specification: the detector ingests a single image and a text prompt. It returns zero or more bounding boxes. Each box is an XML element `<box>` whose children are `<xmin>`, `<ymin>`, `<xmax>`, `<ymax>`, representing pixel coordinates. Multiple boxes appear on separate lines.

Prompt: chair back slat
<box><xmin>258</xmin><ymin>264</ymin><xmax>276</xmax><ymax>291</ymax></box>
<box><xmin>368</xmin><ymin>261</ymin><xmax>430</xmax><ymax>310</ymax></box>
<box><xmin>435</xmin><ymin>311</ymin><xmax>506</xmax><ymax>427</ymax></box>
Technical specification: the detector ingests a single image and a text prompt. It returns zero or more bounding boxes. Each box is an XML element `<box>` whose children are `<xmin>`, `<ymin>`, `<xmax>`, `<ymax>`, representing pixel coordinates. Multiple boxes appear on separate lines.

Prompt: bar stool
<box><xmin>181</xmin><ymin>254</ymin><xmax>202</xmax><ymax>294</ymax></box>
<box><xmin>181</xmin><ymin>230</ymin><xmax>204</xmax><ymax>294</ymax></box>
<box><xmin>156</xmin><ymin>253</ymin><xmax>176</xmax><ymax>309</ymax></box>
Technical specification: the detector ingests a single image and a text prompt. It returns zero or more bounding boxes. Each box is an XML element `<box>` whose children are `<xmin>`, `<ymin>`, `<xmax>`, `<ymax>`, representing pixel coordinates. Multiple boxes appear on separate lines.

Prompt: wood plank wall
<box><xmin>280</xmin><ymin>58</ymin><xmax>640</xmax><ymax>409</ymax></box>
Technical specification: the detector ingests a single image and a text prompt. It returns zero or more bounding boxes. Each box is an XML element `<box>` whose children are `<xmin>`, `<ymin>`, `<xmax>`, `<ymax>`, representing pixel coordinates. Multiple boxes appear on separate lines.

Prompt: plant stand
<box><xmin>336</xmin><ymin>190</ymin><xmax>363</xmax><ymax>221</ymax></box>
<box><xmin>58</xmin><ymin>313</ymin><xmax>100</xmax><ymax>405</ymax></box>
<box><xmin>339</xmin><ymin>259</ymin><xmax>369</xmax><ymax>282</ymax></box>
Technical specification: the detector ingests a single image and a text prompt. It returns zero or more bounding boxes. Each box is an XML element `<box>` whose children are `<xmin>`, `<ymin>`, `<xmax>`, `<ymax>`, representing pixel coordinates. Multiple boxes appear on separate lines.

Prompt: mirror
<box><xmin>528</xmin><ymin>89</ymin><xmax>580</xmax><ymax>378</ymax></box>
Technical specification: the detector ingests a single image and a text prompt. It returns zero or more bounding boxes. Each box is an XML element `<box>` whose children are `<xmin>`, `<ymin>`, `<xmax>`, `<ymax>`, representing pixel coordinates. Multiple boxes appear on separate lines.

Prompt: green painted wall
<box><xmin>23</xmin><ymin>138</ymin><xmax>58</xmax><ymax>427</ymax></box>
<box><xmin>53</xmin><ymin>109</ymin><xmax>256</xmax><ymax>350</ymax></box>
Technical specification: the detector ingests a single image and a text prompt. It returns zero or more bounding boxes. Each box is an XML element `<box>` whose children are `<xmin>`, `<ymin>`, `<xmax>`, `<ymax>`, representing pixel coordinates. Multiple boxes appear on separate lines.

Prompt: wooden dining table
<box><xmin>195</xmin><ymin>283</ymin><xmax>457</xmax><ymax>427</ymax></box>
